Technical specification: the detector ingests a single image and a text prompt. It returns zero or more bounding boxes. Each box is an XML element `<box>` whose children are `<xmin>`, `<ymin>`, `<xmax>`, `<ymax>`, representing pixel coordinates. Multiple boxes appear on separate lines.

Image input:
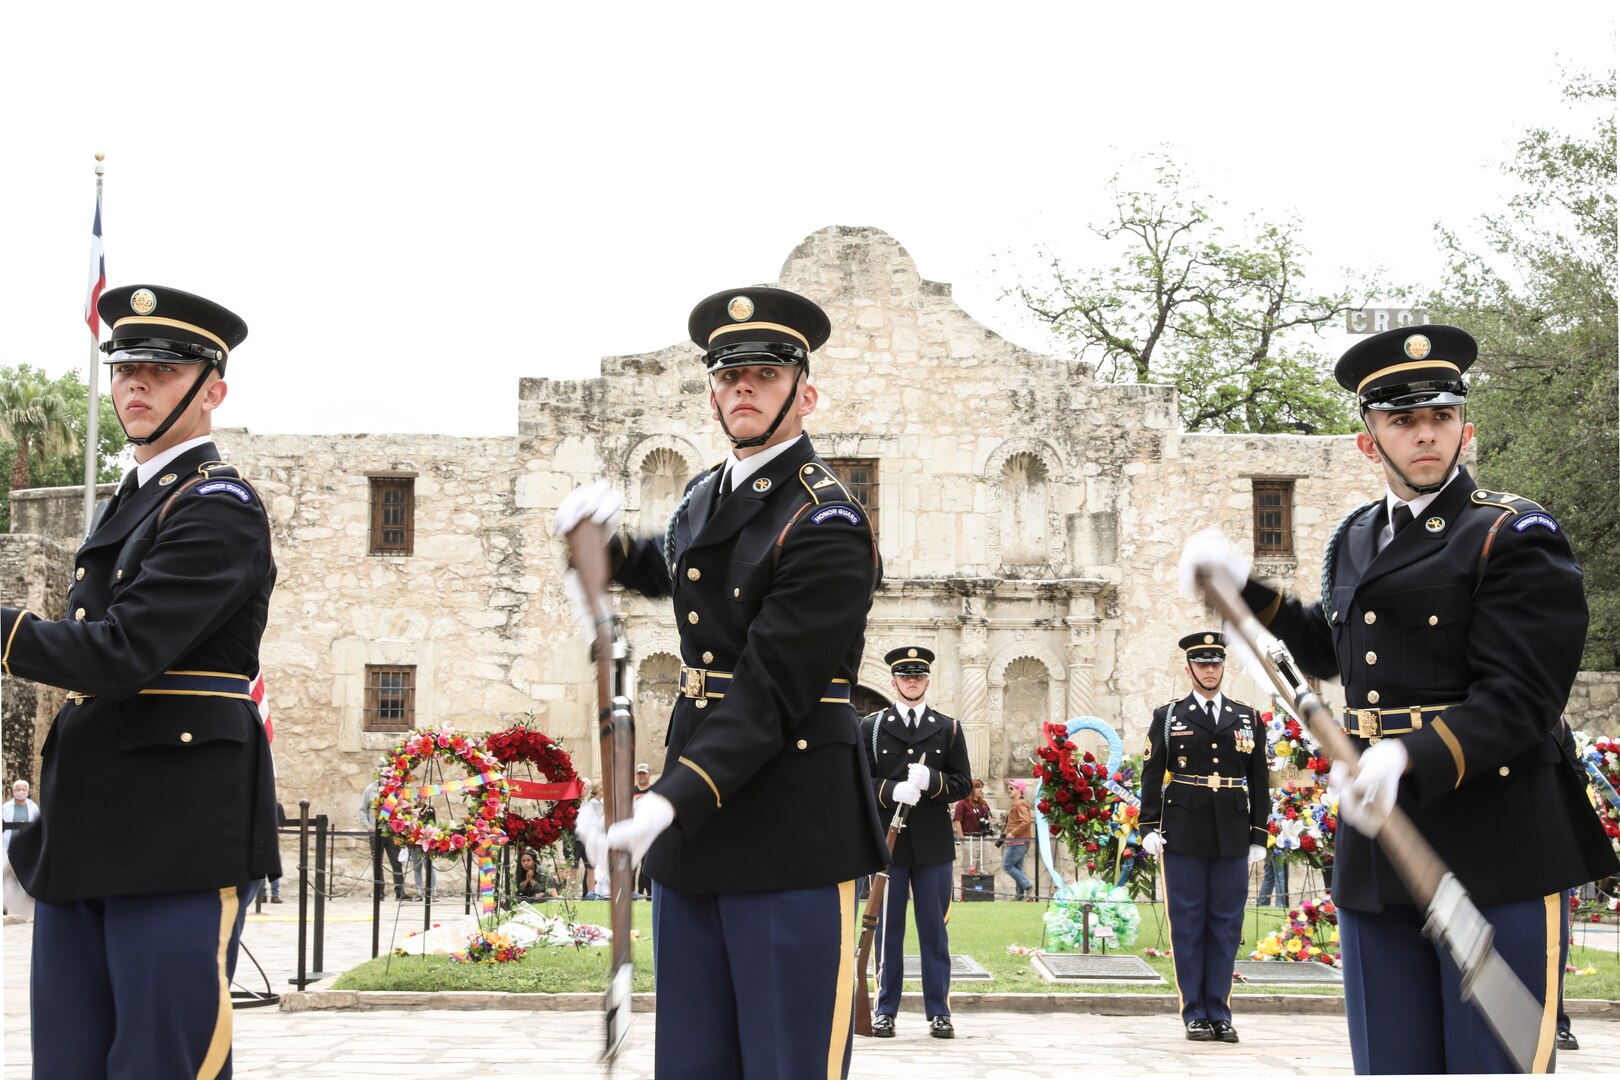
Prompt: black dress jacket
<box><xmin>860</xmin><ymin>704</ymin><xmax>973</xmax><ymax>867</ymax></box>
<box><xmin>1138</xmin><ymin>693</ymin><xmax>1270</xmax><ymax>859</ymax></box>
<box><xmin>612</xmin><ymin>436</ymin><xmax>887</xmax><ymax>893</ymax></box>
<box><xmin>1242</xmin><ymin>468</ymin><xmax>1618</xmax><ymax>911</ymax></box>
<box><xmin>2</xmin><ymin>442</ymin><xmax>280</xmax><ymax>903</ymax></box>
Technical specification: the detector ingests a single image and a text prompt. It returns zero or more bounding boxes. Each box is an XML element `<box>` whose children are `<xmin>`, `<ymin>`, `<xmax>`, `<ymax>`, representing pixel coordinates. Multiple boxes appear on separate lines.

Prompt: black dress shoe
<box><xmin>1212</xmin><ymin>1020</ymin><xmax>1239</xmax><ymax>1043</ymax></box>
<box><xmin>871</xmin><ymin>1015</ymin><xmax>895</xmax><ymax>1038</ymax></box>
<box><xmin>929</xmin><ymin>1016</ymin><xmax>955</xmax><ymax>1039</ymax></box>
<box><xmin>1185</xmin><ymin>1019</ymin><xmax>1215</xmax><ymax>1042</ymax></box>
<box><xmin>1556</xmin><ymin>1028</ymin><xmax>1579</xmax><ymax>1051</ymax></box>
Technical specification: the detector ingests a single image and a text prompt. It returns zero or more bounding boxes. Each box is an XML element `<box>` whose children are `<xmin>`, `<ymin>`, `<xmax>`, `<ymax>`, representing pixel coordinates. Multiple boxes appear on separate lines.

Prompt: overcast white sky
<box><xmin>5</xmin><ymin>2</ymin><xmax>1613</xmax><ymax>437</ymax></box>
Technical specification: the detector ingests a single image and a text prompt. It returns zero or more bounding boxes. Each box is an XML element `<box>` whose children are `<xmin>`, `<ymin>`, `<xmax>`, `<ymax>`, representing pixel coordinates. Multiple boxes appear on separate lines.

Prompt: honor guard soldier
<box><xmin>559</xmin><ymin>286</ymin><xmax>887</xmax><ymax>1079</ymax></box>
<box><xmin>860</xmin><ymin>646</ymin><xmax>972</xmax><ymax>1039</ymax></box>
<box><xmin>1137</xmin><ymin>632</ymin><xmax>1268</xmax><ymax>1044</ymax></box>
<box><xmin>1183</xmin><ymin>324</ymin><xmax>1618</xmax><ymax>1072</ymax></box>
<box><xmin>2</xmin><ymin>285</ymin><xmax>279</xmax><ymax>1079</ymax></box>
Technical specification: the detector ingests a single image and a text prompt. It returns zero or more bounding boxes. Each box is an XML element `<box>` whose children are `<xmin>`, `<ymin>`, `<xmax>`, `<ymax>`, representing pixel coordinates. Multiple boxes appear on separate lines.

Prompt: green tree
<box><xmin>1010</xmin><ymin>157</ymin><xmax>1374</xmax><ymax>434</ymax></box>
<box><xmin>0</xmin><ymin>364</ymin><xmax>123</xmax><ymax>532</ymax></box>
<box><xmin>1431</xmin><ymin>70</ymin><xmax>1618</xmax><ymax>669</ymax></box>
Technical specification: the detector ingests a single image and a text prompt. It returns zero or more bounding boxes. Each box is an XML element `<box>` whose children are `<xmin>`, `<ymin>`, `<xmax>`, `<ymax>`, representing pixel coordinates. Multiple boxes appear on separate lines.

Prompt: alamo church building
<box><xmin>8</xmin><ymin>226</ymin><xmax>1616</xmax><ymax>842</ymax></box>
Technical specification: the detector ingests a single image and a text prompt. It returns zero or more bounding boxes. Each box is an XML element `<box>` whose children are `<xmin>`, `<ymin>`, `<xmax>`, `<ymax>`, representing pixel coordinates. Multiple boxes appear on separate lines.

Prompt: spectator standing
<box><xmin>3</xmin><ymin>780</ymin><xmax>41</xmax><ymax>918</ymax></box>
<box><xmin>1002</xmin><ymin>780</ymin><xmax>1034</xmax><ymax>901</ymax></box>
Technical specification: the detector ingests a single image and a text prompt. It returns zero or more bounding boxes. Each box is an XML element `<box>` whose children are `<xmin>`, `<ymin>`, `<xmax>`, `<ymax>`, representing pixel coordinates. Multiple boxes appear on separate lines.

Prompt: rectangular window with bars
<box><xmin>364</xmin><ymin>665</ymin><xmax>416</xmax><ymax>732</ymax></box>
<box><xmin>825</xmin><ymin>457</ymin><xmax>879</xmax><ymax>540</ymax></box>
<box><xmin>369</xmin><ymin>476</ymin><xmax>415</xmax><ymax>556</ymax></box>
<box><xmin>1252</xmin><ymin>479</ymin><xmax>1295</xmax><ymax>558</ymax></box>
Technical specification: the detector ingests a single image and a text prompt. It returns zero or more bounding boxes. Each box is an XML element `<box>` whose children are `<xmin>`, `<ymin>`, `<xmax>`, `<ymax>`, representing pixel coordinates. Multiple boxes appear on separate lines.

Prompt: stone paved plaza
<box><xmin>6</xmin><ymin>894</ymin><xmax>1618</xmax><ymax>1078</ymax></box>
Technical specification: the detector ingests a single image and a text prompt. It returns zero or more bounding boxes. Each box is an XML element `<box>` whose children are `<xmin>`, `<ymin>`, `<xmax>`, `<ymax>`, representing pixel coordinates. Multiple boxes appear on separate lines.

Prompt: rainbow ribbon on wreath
<box><xmin>478</xmin><ymin>854</ymin><xmax>498</xmax><ymax>917</ymax></box>
<box><xmin>397</xmin><ymin>769</ymin><xmax>505</xmax><ymax>800</ymax></box>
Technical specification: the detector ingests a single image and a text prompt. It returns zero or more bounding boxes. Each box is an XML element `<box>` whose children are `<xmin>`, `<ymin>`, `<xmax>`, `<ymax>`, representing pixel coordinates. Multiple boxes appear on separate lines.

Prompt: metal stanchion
<box><xmin>370</xmin><ymin>822</ymin><xmax>383</xmax><ymax>959</ymax></box>
<box><xmin>307</xmin><ymin>814</ymin><xmax>332</xmax><ymax>981</ymax></box>
<box><xmin>292</xmin><ymin>800</ymin><xmax>310</xmax><ymax>989</ymax></box>
<box><xmin>464</xmin><ymin>851</ymin><xmax>473</xmax><ymax>915</ymax></box>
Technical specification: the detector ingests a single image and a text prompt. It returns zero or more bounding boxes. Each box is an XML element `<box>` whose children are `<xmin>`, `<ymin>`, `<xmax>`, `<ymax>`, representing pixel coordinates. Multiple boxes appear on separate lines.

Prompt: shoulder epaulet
<box><xmin>1470</xmin><ymin>488</ymin><xmax>1538</xmax><ymax>515</ymax></box>
<box><xmin>798</xmin><ymin>461</ymin><xmax>855</xmax><ymax>506</ymax></box>
<box><xmin>158</xmin><ymin>462</ymin><xmax>261</xmax><ymax>524</ymax></box>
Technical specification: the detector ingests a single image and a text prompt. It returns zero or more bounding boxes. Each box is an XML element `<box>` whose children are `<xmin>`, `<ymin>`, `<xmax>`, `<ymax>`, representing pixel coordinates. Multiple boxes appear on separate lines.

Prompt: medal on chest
<box><xmin>1233</xmin><ymin>721</ymin><xmax>1255</xmax><ymax>756</ymax></box>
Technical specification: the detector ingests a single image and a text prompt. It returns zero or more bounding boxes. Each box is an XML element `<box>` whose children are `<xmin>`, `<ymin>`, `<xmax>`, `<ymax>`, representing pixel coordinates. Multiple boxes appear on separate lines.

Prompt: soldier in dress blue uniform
<box><xmin>1184</xmin><ymin>324</ymin><xmax>1619</xmax><ymax>1072</ymax></box>
<box><xmin>560</xmin><ymin>286</ymin><xmax>887</xmax><ymax>1080</ymax></box>
<box><xmin>2</xmin><ymin>285</ymin><xmax>279</xmax><ymax>1079</ymax></box>
<box><xmin>859</xmin><ymin>646</ymin><xmax>973</xmax><ymax>1039</ymax></box>
<box><xmin>1137</xmin><ymin>632</ymin><xmax>1269</xmax><ymax>1044</ymax></box>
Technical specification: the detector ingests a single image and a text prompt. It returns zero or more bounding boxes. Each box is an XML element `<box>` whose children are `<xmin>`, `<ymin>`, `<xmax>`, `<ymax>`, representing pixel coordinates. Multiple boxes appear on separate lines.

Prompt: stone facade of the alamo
<box><xmin>7</xmin><ymin>225</ymin><xmax>1617</xmax><ymax>886</ymax></box>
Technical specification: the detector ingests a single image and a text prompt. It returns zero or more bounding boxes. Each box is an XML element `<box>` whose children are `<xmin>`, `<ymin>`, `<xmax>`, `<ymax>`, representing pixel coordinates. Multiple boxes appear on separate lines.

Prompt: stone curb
<box><xmin>281</xmin><ymin>989</ymin><xmax>1620</xmax><ymax>1016</ymax></box>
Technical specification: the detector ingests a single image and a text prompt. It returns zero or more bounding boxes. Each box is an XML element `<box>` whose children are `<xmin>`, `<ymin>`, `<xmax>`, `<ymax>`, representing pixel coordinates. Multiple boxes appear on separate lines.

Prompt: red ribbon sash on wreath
<box><xmin>507</xmin><ymin>779</ymin><xmax>584</xmax><ymax>801</ymax></box>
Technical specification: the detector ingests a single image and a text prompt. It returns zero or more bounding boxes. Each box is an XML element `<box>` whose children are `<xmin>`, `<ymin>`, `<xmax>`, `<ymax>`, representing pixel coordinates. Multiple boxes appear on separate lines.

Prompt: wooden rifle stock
<box><xmin>854</xmin><ymin>752</ymin><xmax>925</xmax><ymax>1036</ymax></box>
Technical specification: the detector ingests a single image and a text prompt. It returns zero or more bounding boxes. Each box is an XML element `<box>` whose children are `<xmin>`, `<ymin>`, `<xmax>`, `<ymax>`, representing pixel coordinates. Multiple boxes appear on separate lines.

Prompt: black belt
<box><xmin>66</xmin><ymin>670</ymin><xmax>254</xmax><ymax>706</ymax></box>
<box><xmin>679</xmin><ymin>666</ymin><xmax>851</xmax><ymax>704</ymax></box>
<box><xmin>1342</xmin><ymin>704</ymin><xmax>1454</xmax><ymax>739</ymax></box>
<box><xmin>1169</xmin><ymin>773</ymin><xmax>1246</xmax><ymax>790</ymax></box>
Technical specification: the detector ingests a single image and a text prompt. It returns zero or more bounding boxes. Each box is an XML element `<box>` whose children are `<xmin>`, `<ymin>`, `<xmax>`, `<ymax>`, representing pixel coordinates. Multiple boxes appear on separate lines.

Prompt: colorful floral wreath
<box><xmin>1043</xmin><ymin>878</ymin><xmax>1141</xmax><ymax>951</ymax></box>
<box><xmin>1267</xmin><ymin>777</ymin><xmax>1338</xmax><ymax>871</ymax></box>
<box><xmin>374</xmin><ymin>728</ymin><xmax>510</xmax><ymax>857</ymax></box>
<box><xmin>485</xmin><ymin>724</ymin><xmax>581</xmax><ymax>851</ymax></box>
<box><xmin>1251</xmin><ymin>896</ymin><xmax>1340</xmax><ymax>966</ymax></box>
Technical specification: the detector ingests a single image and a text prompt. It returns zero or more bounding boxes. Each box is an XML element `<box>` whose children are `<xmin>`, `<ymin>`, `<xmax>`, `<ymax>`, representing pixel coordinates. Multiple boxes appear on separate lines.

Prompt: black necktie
<box><xmin>908</xmin><ymin>709</ymin><xmax>918</xmax><ymax>728</ymax></box>
<box><xmin>98</xmin><ymin>473</ymin><xmax>137</xmax><ymax>526</ymax></box>
<box><xmin>710</xmin><ymin>470</ymin><xmax>733</xmax><ymax>517</ymax></box>
<box><xmin>1391</xmin><ymin>503</ymin><xmax>1414</xmax><ymax>536</ymax></box>
<box><xmin>1205</xmin><ymin>701</ymin><xmax>1216</xmax><ymax>725</ymax></box>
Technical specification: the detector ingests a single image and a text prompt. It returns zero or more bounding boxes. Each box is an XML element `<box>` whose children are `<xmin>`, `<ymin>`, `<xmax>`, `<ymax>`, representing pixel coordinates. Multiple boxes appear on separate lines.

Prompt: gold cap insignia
<box><xmin>1204</xmin><ymin>634</ymin><xmax>1214</xmax><ymax>644</ymax></box>
<box><xmin>1403</xmin><ymin>333</ymin><xmax>1432</xmax><ymax>360</ymax></box>
<box><xmin>727</xmin><ymin>296</ymin><xmax>754</xmax><ymax>322</ymax></box>
<box><xmin>907</xmin><ymin>649</ymin><xmax>918</xmax><ymax>658</ymax></box>
<box><xmin>752</xmin><ymin>477</ymin><xmax>771</xmax><ymax>492</ymax></box>
<box><xmin>158</xmin><ymin>473</ymin><xmax>177</xmax><ymax>486</ymax></box>
<box><xmin>1426</xmin><ymin>516</ymin><xmax>1445</xmax><ymax>533</ymax></box>
<box><xmin>130</xmin><ymin>289</ymin><xmax>158</xmax><ymax>315</ymax></box>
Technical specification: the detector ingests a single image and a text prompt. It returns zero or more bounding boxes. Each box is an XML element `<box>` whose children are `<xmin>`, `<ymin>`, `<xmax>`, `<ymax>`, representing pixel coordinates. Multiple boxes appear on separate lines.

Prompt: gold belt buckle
<box><xmin>66</xmin><ymin>690</ymin><xmax>91</xmax><ymax>705</ymax></box>
<box><xmin>1355</xmin><ymin>709</ymin><xmax>1380</xmax><ymax>739</ymax></box>
<box><xmin>1206</xmin><ymin>774</ymin><xmax>1220</xmax><ymax>791</ymax></box>
<box><xmin>680</xmin><ymin>667</ymin><xmax>706</xmax><ymax>699</ymax></box>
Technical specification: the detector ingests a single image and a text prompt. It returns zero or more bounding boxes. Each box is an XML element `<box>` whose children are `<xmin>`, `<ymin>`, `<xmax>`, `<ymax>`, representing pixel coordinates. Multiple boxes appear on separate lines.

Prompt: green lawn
<box><xmin>332</xmin><ymin>898</ymin><xmax>1620</xmax><ymax>1001</ymax></box>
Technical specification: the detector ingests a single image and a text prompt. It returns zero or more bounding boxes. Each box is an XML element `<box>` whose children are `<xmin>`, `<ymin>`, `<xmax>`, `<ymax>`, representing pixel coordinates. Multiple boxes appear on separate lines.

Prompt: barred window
<box><xmin>369</xmin><ymin>476</ymin><xmax>415</xmax><ymax>556</ymax></box>
<box><xmin>363</xmin><ymin>665</ymin><xmax>416</xmax><ymax>732</ymax></box>
<box><xmin>1252</xmin><ymin>479</ymin><xmax>1295</xmax><ymax>558</ymax></box>
<box><xmin>825</xmin><ymin>458</ymin><xmax>879</xmax><ymax>540</ymax></box>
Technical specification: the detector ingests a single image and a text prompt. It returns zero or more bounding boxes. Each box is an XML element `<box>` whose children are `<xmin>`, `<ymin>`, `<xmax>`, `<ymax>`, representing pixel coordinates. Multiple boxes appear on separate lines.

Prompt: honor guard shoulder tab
<box><xmin>158</xmin><ymin>462</ymin><xmax>261</xmax><ymax>524</ymax></box>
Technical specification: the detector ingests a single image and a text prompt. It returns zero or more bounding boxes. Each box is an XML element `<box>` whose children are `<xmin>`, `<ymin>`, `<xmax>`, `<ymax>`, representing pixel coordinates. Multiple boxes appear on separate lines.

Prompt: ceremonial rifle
<box><xmin>1197</xmin><ymin>569</ymin><xmax>1546</xmax><ymax>1072</ymax></box>
<box><xmin>854</xmin><ymin>751</ymin><xmax>926</xmax><ymax>1037</ymax></box>
<box><xmin>567</xmin><ymin>521</ymin><xmax>635</xmax><ymax>1066</ymax></box>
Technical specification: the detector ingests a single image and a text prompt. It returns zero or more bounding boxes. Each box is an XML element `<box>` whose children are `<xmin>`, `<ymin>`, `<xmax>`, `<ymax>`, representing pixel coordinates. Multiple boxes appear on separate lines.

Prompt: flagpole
<box><xmin>82</xmin><ymin>153</ymin><xmax>104</xmax><ymax>536</ymax></box>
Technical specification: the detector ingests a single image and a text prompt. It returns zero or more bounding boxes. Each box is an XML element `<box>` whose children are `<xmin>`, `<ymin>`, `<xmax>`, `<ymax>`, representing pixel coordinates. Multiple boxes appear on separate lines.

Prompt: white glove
<box><xmin>603</xmin><ymin>792</ymin><xmax>676</xmax><ymax>866</ymax></box>
<box><xmin>1140</xmin><ymin>830</ymin><xmax>1165</xmax><ymax>857</ymax></box>
<box><xmin>1328</xmin><ymin>740</ymin><xmax>1409</xmax><ymax>839</ymax></box>
<box><xmin>1248</xmin><ymin>844</ymin><xmax>1267</xmax><ymax>865</ymax></box>
<box><xmin>1179</xmin><ymin>527</ymin><xmax>1252</xmax><ymax>603</ymax></box>
<box><xmin>575</xmin><ymin>798</ymin><xmax>606</xmax><ymax>871</ymax></box>
<box><xmin>906</xmin><ymin>763</ymin><xmax>931</xmax><ymax>791</ymax></box>
<box><xmin>892</xmin><ymin>780</ymin><xmax>923</xmax><ymax>806</ymax></box>
<box><xmin>553</xmin><ymin>479</ymin><xmax>623</xmax><ymax>537</ymax></box>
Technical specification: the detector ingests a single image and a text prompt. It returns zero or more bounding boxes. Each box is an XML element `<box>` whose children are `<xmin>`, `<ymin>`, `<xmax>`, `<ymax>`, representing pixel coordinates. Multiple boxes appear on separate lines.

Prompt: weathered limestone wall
<box><xmin>9</xmin><ymin>483</ymin><xmax>117</xmax><ymax>547</ymax></box>
<box><xmin>0</xmin><ymin>533</ymin><xmax>72</xmax><ymax>786</ymax></box>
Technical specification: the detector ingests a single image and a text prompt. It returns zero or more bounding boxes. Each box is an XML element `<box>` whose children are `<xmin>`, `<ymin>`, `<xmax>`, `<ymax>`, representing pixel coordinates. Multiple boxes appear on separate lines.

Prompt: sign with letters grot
<box><xmin>1346</xmin><ymin>308</ymin><xmax>1428</xmax><ymax>334</ymax></box>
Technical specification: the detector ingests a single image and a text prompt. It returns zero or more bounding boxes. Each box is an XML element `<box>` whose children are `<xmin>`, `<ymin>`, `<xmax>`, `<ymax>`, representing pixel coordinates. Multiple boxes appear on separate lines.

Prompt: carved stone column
<box><xmin>958</xmin><ymin>616</ymin><xmax>990</xmax><ymax>776</ymax></box>
<box><xmin>1065</xmin><ymin>617</ymin><xmax>1097</xmax><ymax>719</ymax></box>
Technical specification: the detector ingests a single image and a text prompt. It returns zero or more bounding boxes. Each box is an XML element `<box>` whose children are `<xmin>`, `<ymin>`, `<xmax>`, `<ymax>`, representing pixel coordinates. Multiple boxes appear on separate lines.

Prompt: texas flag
<box><xmin>250</xmin><ymin>671</ymin><xmax>274</xmax><ymax>743</ymax></box>
<box><xmin>84</xmin><ymin>193</ymin><xmax>105</xmax><ymax>337</ymax></box>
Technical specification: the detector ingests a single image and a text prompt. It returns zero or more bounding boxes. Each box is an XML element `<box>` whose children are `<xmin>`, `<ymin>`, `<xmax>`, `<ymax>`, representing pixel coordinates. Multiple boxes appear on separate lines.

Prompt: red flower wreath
<box><xmin>374</xmin><ymin>728</ymin><xmax>509</xmax><ymax>856</ymax></box>
<box><xmin>486</xmin><ymin>725</ymin><xmax>581</xmax><ymax>851</ymax></box>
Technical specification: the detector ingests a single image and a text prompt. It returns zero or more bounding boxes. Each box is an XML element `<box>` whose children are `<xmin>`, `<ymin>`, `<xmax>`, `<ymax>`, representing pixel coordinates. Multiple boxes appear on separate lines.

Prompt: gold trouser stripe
<box><xmin>1356</xmin><ymin>358</ymin><xmax>1461</xmax><ymax>393</ymax></box>
<box><xmin>112</xmin><ymin>315</ymin><xmax>230</xmax><ymax>357</ymax></box>
<box><xmin>197</xmin><ymin>886</ymin><xmax>238</xmax><ymax>1079</ymax></box>
<box><xmin>167</xmin><ymin>669</ymin><xmax>252</xmax><ymax>679</ymax></box>
<box><xmin>677</xmin><ymin>756</ymin><xmax>722</xmax><ymax>808</ymax></box>
<box><xmin>1533</xmin><ymin>892</ymin><xmax>1558</xmax><ymax>1073</ymax></box>
<box><xmin>1431</xmin><ymin>718</ymin><xmax>1467</xmax><ymax>789</ymax></box>
<box><xmin>3</xmin><ymin>609</ymin><xmax>32</xmax><ymax>675</ymax></box>
<box><xmin>1162</xmin><ymin>856</ymin><xmax>1185</xmax><ymax>1016</ymax></box>
<box><xmin>826</xmin><ymin>880</ymin><xmax>855</xmax><ymax>1079</ymax></box>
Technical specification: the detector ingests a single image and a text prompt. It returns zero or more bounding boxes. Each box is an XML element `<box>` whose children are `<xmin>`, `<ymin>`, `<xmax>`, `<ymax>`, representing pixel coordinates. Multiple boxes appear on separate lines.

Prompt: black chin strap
<box><xmin>1364</xmin><ymin>414</ymin><xmax>1464</xmax><ymax>497</ymax></box>
<box><xmin>713</xmin><ymin>367</ymin><xmax>803</xmax><ymax>450</ymax></box>
<box><xmin>119</xmin><ymin>363</ymin><xmax>216</xmax><ymax>447</ymax></box>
